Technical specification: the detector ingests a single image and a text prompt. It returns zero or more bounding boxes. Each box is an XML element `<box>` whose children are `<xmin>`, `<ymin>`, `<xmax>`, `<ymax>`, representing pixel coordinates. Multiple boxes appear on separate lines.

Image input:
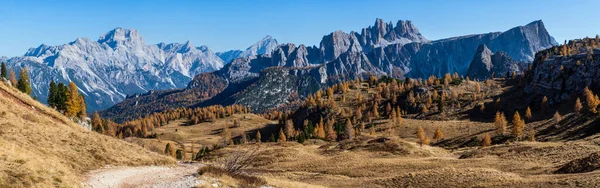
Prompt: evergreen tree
<box><xmin>16</xmin><ymin>67</ymin><xmax>32</xmax><ymax>95</ymax></box>
<box><xmin>0</xmin><ymin>62</ymin><xmax>6</xmax><ymax>79</ymax></box>
<box><xmin>56</xmin><ymin>83</ymin><xmax>68</xmax><ymax>112</ymax></box>
<box><xmin>48</xmin><ymin>81</ymin><xmax>57</xmax><ymax>108</ymax></box>
<box><xmin>164</xmin><ymin>143</ymin><xmax>175</xmax><ymax>157</ymax></box>
<box><xmin>175</xmin><ymin>149</ymin><xmax>184</xmax><ymax>160</ymax></box>
<box><xmin>65</xmin><ymin>82</ymin><xmax>82</xmax><ymax>118</ymax></box>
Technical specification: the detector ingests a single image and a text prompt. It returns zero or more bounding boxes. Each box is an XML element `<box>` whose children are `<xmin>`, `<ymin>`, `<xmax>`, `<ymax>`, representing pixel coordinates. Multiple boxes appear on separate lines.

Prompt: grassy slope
<box><xmin>0</xmin><ymin>81</ymin><xmax>175</xmax><ymax>187</ymax></box>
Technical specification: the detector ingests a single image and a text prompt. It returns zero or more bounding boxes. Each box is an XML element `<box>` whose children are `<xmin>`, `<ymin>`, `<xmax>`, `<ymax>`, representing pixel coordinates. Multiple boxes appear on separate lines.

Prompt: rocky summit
<box><xmin>467</xmin><ymin>44</ymin><xmax>522</xmax><ymax>81</ymax></box>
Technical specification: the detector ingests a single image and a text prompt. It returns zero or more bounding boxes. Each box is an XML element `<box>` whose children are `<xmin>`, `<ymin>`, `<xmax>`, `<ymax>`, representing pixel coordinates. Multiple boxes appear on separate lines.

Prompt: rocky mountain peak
<box><xmin>97</xmin><ymin>27</ymin><xmax>144</xmax><ymax>48</ymax></box>
<box><xmin>241</xmin><ymin>35</ymin><xmax>279</xmax><ymax>57</ymax></box>
<box><xmin>467</xmin><ymin>44</ymin><xmax>520</xmax><ymax>80</ymax></box>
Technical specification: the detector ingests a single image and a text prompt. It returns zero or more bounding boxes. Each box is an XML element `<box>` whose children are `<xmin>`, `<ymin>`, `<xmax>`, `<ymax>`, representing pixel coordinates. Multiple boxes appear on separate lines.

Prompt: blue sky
<box><xmin>0</xmin><ymin>0</ymin><xmax>597</xmax><ymax>57</ymax></box>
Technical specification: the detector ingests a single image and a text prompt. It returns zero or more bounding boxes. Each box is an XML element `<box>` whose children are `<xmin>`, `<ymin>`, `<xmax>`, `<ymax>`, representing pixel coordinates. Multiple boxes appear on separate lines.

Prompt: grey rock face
<box><xmin>215</xmin><ymin>50</ymin><xmax>243</xmax><ymax>64</ymax></box>
<box><xmin>4</xmin><ymin>28</ymin><xmax>224</xmax><ymax>112</ymax></box>
<box><xmin>216</xmin><ymin>35</ymin><xmax>279</xmax><ymax>63</ymax></box>
<box><xmin>526</xmin><ymin>50</ymin><xmax>600</xmax><ymax>105</ymax></box>
<box><xmin>467</xmin><ymin>44</ymin><xmax>521</xmax><ymax>80</ymax></box>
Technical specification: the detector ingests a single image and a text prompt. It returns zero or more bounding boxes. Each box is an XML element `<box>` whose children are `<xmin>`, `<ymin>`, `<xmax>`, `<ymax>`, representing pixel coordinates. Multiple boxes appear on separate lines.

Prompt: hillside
<box><xmin>107</xmin><ymin>74</ymin><xmax>600</xmax><ymax>187</ymax></box>
<box><xmin>0</xmin><ymin>81</ymin><xmax>174</xmax><ymax>187</ymax></box>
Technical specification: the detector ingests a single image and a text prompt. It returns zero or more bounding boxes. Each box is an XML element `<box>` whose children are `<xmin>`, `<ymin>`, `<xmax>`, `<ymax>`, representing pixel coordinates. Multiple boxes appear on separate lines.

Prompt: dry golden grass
<box><xmin>0</xmin><ymin>81</ymin><xmax>175</xmax><ymax>187</ymax></box>
<box><xmin>204</xmin><ymin>138</ymin><xmax>600</xmax><ymax>187</ymax></box>
<box><xmin>129</xmin><ymin>113</ymin><xmax>276</xmax><ymax>159</ymax></box>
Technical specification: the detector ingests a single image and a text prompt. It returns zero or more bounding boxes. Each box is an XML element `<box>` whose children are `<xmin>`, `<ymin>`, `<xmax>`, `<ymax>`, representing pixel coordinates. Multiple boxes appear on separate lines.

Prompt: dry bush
<box><xmin>200</xmin><ymin>145</ymin><xmax>267</xmax><ymax>186</ymax></box>
<box><xmin>197</xmin><ymin>165</ymin><xmax>266</xmax><ymax>186</ymax></box>
<box><xmin>217</xmin><ymin>145</ymin><xmax>260</xmax><ymax>175</ymax></box>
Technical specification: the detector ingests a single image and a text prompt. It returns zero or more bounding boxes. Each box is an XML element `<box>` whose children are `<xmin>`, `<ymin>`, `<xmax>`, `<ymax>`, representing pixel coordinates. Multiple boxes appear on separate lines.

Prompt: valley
<box><xmin>2</xmin><ymin>2</ymin><xmax>600</xmax><ymax>187</ymax></box>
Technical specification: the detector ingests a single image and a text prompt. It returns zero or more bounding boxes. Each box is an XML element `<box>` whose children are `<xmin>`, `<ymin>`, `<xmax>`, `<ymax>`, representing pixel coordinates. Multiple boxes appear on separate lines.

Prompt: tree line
<box><xmin>1</xmin><ymin>62</ymin><xmax>32</xmax><ymax>96</ymax></box>
<box><xmin>48</xmin><ymin>80</ymin><xmax>87</xmax><ymax>120</ymax></box>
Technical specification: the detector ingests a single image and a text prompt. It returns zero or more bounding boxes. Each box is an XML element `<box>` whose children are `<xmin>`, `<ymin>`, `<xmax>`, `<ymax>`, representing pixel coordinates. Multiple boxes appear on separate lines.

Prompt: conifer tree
<box><xmin>541</xmin><ymin>96</ymin><xmax>549</xmax><ymax>113</ymax></box>
<box><xmin>584</xmin><ymin>87</ymin><xmax>599</xmax><ymax>113</ymax></box>
<box><xmin>372</xmin><ymin>102</ymin><xmax>379</xmax><ymax>118</ymax></box>
<box><xmin>0</xmin><ymin>62</ymin><xmax>6</xmax><ymax>79</ymax></box>
<box><xmin>65</xmin><ymin>82</ymin><xmax>82</xmax><ymax>118</ymax></box>
<box><xmin>433</xmin><ymin>127</ymin><xmax>444</xmax><ymax>142</ymax></box>
<box><xmin>344</xmin><ymin>118</ymin><xmax>354</xmax><ymax>140</ymax></box>
<box><xmin>8</xmin><ymin>68</ymin><xmax>16</xmax><ymax>87</ymax></box>
<box><xmin>16</xmin><ymin>67</ymin><xmax>32</xmax><ymax>95</ymax></box>
<box><xmin>575</xmin><ymin>98</ymin><xmax>583</xmax><ymax>115</ymax></box>
<box><xmin>56</xmin><ymin>83</ymin><xmax>68</xmax><ymax>112</ymax></box>
<box><xmin>48</xmin><ymin>81</ymin><xmax>57</xmax><ymax>108</ymax></box>
<box><xmin>528</xmin><ymin>129</ymin><xmax>536</xmax><ymax>142</ymax></box>
<box><xmin>482</xmin><ymin>133</ymin><xmax>492</xmax><ymax>147</ymax></box>
<box><xmin>92</xmin><ymin>112</ymin><xmax>104</xmax><ymax>134</ymax></box>
<box><xmin>512</xmin><ymin>111</ymin><xmax>525</xmax><ymax>140</ymax></box>
<box><xmin>525</xmin><ymin>107</ymin><xmax>532</xmax><ymax>122</ymax></box>
<box><xmin>285</xmin><ymin>120</ymin><xmax>294</xmax><ymax>140</ymax></box>
<box><xmin>278</xmin><ymin>128</ymin><xmax>287</xmax><ymax>142</ymax></box>
<box><xmin>249</xmin><ymin>131</ymin><xmax>258</xmax><ymax>144</ymax></box>
<box><xmin>417</xmin><ymin>127</ymin><xmax>426</xmax><ymax>147</ymax></box>
<box><xmin>326</xmin><ymin>123</ymin><xmax>337</xmax><ymax>141</ymax></box>
<box><xmin>164</xmin><ymin>143</ymin><xmax>175</xmax><ymax>157</ymax></box>
<box><xmin>79</xmin><ymin>95</ymin><xmax>86</xmax><ymax>119</ymax></box>
<box><xmin>553</xmin><ymin>111</ymin><xmax>562</xmax><ymax>124</ymax></box>
<box><xmin>494</xmin><ymin>111</ymin><xmax>507</xmax><ymax>135</ymax></box>
<box><xmin>175</xmin><ymin>149</ymin><xmax>184</xmax><ymax>160</ymax></box>
<box><xmin>370</xmin><ymin>125</ymin><xmax>375</xmax><ymax>135</ymax></box>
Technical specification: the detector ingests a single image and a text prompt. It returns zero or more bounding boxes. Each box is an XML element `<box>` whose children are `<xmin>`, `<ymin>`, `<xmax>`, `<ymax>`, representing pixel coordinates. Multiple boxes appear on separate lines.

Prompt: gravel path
<box><xmin>82</xmin><ymin>162</ymin><xmax>205</xmax><ymax>188</ymax></box>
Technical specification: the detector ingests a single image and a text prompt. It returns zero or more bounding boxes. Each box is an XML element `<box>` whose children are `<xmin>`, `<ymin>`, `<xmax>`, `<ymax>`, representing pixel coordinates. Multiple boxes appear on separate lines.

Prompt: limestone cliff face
<box><xmin>467</xmin><ymin>44</ymin><xmax>521</xmax><ymax>81</ymax></box>
<box><xmin>526</xmin><ymin>48</ymin><xmax>600</xmax><ymax>105</ymax></box>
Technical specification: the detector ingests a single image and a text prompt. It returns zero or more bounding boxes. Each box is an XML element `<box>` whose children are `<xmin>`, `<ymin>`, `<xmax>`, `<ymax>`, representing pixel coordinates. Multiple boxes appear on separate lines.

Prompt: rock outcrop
<box><xmin>467</xmin><ymin>44</ymin><xmax>521</xmax><ymax>80</ymax></box>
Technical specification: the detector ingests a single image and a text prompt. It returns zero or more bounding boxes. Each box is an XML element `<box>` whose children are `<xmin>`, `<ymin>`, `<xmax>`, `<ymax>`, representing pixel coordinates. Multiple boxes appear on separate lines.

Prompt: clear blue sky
<box><xmin>0</xmin><ymin>0</ymin><xmax>597</xmax><ymax>57</ymax></box>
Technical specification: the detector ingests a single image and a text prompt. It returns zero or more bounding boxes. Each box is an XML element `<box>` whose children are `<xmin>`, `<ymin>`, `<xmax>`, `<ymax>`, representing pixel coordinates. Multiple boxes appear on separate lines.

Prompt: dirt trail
<box><xmin>83</xmin><ymin>163</ymin><xmax>205</xmax><ymax>188</ymax></box>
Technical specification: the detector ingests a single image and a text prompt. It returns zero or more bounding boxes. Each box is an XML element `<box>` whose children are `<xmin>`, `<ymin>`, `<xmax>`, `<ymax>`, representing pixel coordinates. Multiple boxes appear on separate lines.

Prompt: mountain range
<box><xmin>1</xmin><ymin>29</ymin><xmax>278</xmax><ymax>112</ymax></box>
<box><xmin>100</xmin><ymin>19</ymin><xmax>557</xmax><ymax>122</ymax></box>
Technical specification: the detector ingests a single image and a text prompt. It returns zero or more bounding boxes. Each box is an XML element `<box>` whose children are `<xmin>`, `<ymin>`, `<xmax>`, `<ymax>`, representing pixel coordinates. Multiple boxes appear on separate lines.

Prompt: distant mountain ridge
<box><xmin>2</xmin><ymin>29</ymin><xmax>278</xmax><ymax>112</ymax></box>
<box><xmin>102</xmin><ymin>19</ymin><xmax>557</xmax><ymax>122</ymax></box>
<box><xmin>216</xmin><ymin>35</ymin><xmax>279</xmax><ymax>63</ymax></box>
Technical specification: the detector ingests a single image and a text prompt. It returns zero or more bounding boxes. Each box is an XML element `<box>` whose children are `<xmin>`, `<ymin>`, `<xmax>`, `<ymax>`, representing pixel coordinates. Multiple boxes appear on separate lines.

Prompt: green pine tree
<box><xmin>56</xmin><ymin>83</ymin><xmax>68</xmax><ymax>112</ymax></box>
<box><xmin>16</xmin><ymin>67</ymin><xmax>32</xmax><ymax>95</ymax></box>
<box><xmin>48</xmin><ymin>81</ymin><xmax>57</xmax><ymax>108</ymax></box>
<box><xmin>0</xmin><ymin>62</ymin><xmax>6</xmax><ymax>79</ymax></box>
